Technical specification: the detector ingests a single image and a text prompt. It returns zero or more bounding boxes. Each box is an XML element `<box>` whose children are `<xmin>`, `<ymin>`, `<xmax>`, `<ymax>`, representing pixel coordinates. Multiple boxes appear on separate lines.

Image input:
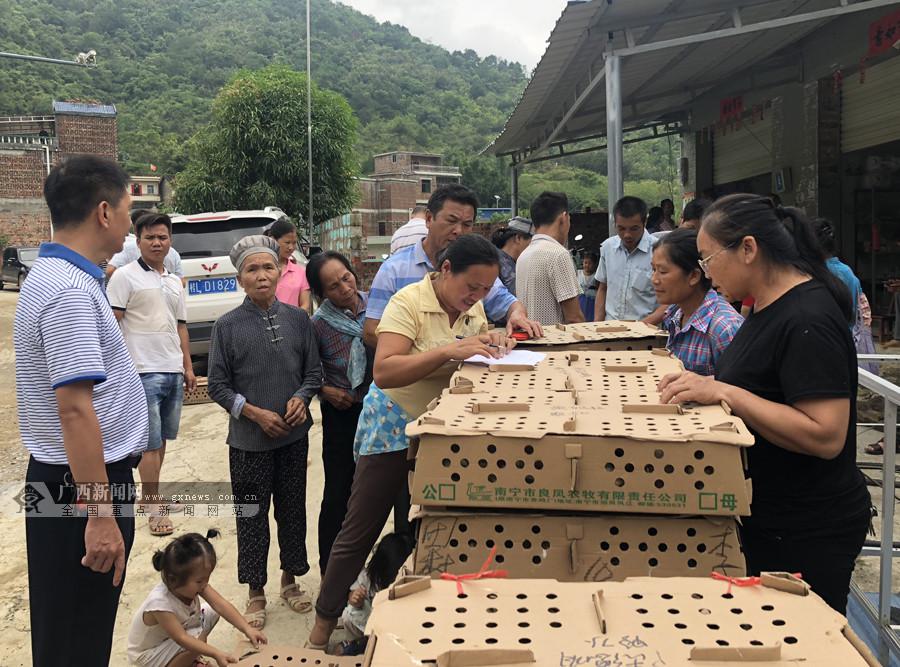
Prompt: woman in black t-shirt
<box><xmin>658</xmin><ymin>194</ymin><xmax>871</xmax><ymax>615</ymax></box>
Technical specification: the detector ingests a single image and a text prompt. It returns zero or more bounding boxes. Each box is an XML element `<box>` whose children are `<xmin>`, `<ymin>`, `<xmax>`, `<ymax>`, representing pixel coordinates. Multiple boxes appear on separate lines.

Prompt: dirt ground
<box><xmin>0</xmin><ymin>289</ymin><xmax>898</xmax><ymax>665</ymax></box>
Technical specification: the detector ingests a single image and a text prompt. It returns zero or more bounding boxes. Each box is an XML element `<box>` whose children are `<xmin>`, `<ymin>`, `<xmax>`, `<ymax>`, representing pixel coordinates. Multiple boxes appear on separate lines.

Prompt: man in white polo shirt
<box><xmin>108</xmin><ymin>212</ymin><xmax>196</xmax><ymax>537</ymax></box>
<box><xmin>15</xmin><ymin>155</ymin><xmax>149</xmax><ymax>666</ymax></box>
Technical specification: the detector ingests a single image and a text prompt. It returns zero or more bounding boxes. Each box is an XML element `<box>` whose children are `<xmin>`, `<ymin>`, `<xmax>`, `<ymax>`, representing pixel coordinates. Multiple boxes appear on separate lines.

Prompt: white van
<box><xmin>169</xmin><ymin>207</ymin><xmax>308</xmax><ymax>361</ymax></box>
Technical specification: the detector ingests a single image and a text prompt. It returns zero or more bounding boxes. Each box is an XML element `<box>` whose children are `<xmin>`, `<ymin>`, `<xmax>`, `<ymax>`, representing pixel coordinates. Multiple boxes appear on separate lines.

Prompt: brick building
<box><xmin>320</xmin><ymin>151</ymin><xmax>462</xmax><ymax>287</ymax></box>
<box><xmin>0</xmin><ymin>100</ymin><xmax>117</xmax><ymax>246</ymax></box>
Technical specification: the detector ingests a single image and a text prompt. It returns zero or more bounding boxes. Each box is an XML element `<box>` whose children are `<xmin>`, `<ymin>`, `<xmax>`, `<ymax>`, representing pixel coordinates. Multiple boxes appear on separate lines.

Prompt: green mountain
<box><xmin>0</xmin><ymin>0</ymin><xmax>525</xmax><ymax>174</ymax></box>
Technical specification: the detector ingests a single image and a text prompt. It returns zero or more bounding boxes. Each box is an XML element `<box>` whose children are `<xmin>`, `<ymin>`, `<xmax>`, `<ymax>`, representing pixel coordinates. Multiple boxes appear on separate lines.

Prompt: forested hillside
<box><xmin>0</xmin><ymin>0</ymin><xmax>680</xmax><ymax>211</ymax></box>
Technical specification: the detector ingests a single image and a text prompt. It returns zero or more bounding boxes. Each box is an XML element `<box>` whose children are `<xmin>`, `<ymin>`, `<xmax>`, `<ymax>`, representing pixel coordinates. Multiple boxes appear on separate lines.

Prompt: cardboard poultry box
<box><xmin>450</xmin><ymin>349</ymin><xmax>684</xmax><ymax>396</ymax></box>
<box><xmin>235</xmin><ymin>645</ymin><xmax>364</xmax><ymax>666</ymax></box>
<box><xmin>362</xmin><ymin>575</ymin><xmax>878</xmax><ymax>667</ymax></box>
<box><xmin>508</xmin><ymin>320</ymin><xmax>668</xmax><ymax>352</ymax></box>
<box><xmin>412</xmin><ymin>509</ymin><xmax>746</xmax><ymax>581</ymax></box>
<box><xmin>408</xmin><ymin>389</ymin><xmax>752</xmax><ymax>516</ymax></box>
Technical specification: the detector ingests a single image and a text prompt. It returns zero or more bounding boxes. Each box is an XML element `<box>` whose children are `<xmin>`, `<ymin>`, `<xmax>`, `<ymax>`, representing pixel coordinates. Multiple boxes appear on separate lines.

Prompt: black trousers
<box><xmin>739</xmin><ymin>509</ymin><xmax>871</xmax><ymax>615</ymax></box>
<box><xmin>25</xmin><ymin>455</ymin><xmax>137</xmax><ymax>667</ymax></box>
<box><xmin>318</xmin><ymin>401</ymin><xmax>361</xmax><ymax>574</ymax></box>
<box><xmin>229</xmin><ymin>438</ymin><xmax>310</xmax><ymax>589</ymax></box>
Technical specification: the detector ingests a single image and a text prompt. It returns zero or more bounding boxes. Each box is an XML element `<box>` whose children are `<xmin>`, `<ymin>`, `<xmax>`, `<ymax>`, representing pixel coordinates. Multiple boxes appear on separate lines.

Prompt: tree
<box><xmin>175</xmin><ymin>65</ymin><xmax>358</xmax><ymax>224</ymax></box>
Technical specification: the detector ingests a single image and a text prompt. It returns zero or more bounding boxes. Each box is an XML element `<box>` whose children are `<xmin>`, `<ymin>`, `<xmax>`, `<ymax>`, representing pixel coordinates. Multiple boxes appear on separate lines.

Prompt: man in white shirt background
<box><xmin>106</xmin><ymin>209</ymin><xmax>183</xmax><ymax>279</ymax></box>
<box><xmin>107</xmin><ymin>212</ymin><xmax>196</xmax><ymax>537</ymax></box>
<box><xmin>389</xmin><ymin>206</ymin><xmax>428</xmax><ymax>255</ymax></box>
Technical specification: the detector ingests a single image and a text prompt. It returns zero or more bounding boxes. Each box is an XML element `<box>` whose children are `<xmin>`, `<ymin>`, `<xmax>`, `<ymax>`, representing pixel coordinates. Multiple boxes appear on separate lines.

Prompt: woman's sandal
<box><xmin>148</xmin><ymin>515</ymin><xmax>174</xmax><ymax>537</ymax></box>
<box><xmin>280</xmin><ymin>583</ymin><xmax>313</xmax><ymax>613</ymax></box>
<box><xmin>304</xmin><ymin>639</ymin><xmax>328</xmax><ymax>651</ymax></box>
<box><xmin>244</xmin><ymin>596</ymin><xmax>267</xmax><ymax>629</ymax></box>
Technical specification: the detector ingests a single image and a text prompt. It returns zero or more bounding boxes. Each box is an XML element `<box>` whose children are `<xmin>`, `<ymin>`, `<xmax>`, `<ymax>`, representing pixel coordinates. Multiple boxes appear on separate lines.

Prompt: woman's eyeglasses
<box><xmin>698</xmin><ymin>243</ymin><xmax>737</xmax><ymax>276</ymax></box>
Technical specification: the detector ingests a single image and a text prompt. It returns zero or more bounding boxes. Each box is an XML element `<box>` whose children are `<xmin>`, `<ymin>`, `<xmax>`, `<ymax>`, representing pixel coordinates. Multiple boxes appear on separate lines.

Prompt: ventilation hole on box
<box><xmin>542</xmin><ymin>540</ymin><xmax>551</xmax><ymax>549</ymax></box>
<box><xmin>610</xmin><ymin>526</ymin><xmax>620</xmax><ymax>536</ymax></box>
<box><xmin>761</xmin><ymin>605</ymin><xmax>774</xmax><ymax>611</ymax></box>
<box><xmin>659</xmin><ymin>544</ymin><xmax>668</xmax><ymax>552</ymax></box>
<box><xmin>692</xmin><ymin>593</ymin><xmax>703</xmax><ymax>600</ymax></box>
<box><xmin>615</xmin><ymin>448</ymin><xmax>625</xmax><ymax>458</ymax></box>
<box><xmin>455</xmin><ymin>607</ymin><xmax>467</xmax><ymax>613</ymax></box>
<box><xmin>644</xmin><ymin>464</ymin><xmax>655</xmax><ymax>473</ymax></box>
<box><xmin>721</xmin><ymin>593</ymin><xmax>733</xmax><ymax>599</ymax></box>
<box><xmin>450</xmin><ymin>444</ymin><xmax>461</xmax><ymax>453</ymax></box>
<box><xmin>636</xmin><ymin>608</ymin><xmax>648</xmax><ymax>614</ymax></box>
<box><xmin>605</xmin><ymin>462</ymin><xmax>615</xmax><ymax>472</ymax></box>
<box><xmin>611</xmin><ymin>557</ymin><xmax>620</xmax><ymax>565</ymax></box>
<box><xmin>420</xmin><ymin>638</ymin><xmax>432</xmax><ymax>644</ymax></box>
<box><xmin>494</xmin><ymin>524</ymin><xmax>504</xmax><ymax>534</ymax></box>
<box><xmin>649</xmin><ymin>558</ymin><xmax>659</xmax><ymax>567</ymax></box>
<box><xmin>532</xmin><ymin>525</ymin><xmax>541</xmax><ymax>535</ymax></box>
<box><xmin>688</xmin><ymin>559</ymin><xmax>698</xmax><ymax>568</ymax></box>
<box><xmin>524</xmin><ymin>445</ymin><xmax>534</xmax><ymax>454</ymax></box>
<box><xmin>655</xmin><ymin>479</ymin><xmax>665</xmax><ymax>489</ymax></box>
<box><xmin>422</xmin><ymin>621</ymin><xmax>434</xmax><ymax>628</ymax></box>
<box><xmin>488</xmin><ymin>474</ymin><xmax>497</xmax><ymax>483</ymax></box>
<box><xmin>615</xmin><ymin>478</ymin><xmax>625</xmax><ymax>487</ymax></box>
<box><xmin>532</xmin><ymin>555</ymin><xmax>542</xmax><ymax>564</ymax></box>
<box><xmin>458</xmin><ymin>593</ymin><xmax>468</xmax><ymax>599</ymax></box>
<box><xmin>668</xmin><ymin>609</ymin><xmax>680</xmax><ymax>615</ymax></box>
<box><xmin>523</xmin><ymin>540</ymin><xmax>532</xmax><ymax>549</ymax></box>
<box><xmin>548</xmin><ymin>607</ymin><xmax>560</xmax><ymax>614</ymax></box>
<box><xmin>600</xmin><ymin>541</ymin><xmax>610</xmax><ymax>551</ymax></box>
<box><xmin>697</xmin><ymin>543</ymin><xmax>707</xmax><ymax>553</ymax></box>
<box><xmin>517</xmin><ymin>607</ymin><xmax>529</xmax><ymax>614</ymax></box>
<box><xmin>519</xmin><ymin>638</ymin><xmax>532</xmax><ymax>645</ymax></box>
<box><xmin>505</xmin><ymin>540</ymin><xmax>514</xmax><ymax>549</ymax></box>
<box><xmin>487</xmin><ymin>593</ymin><xmax>498</xmax><ymax>599</ymax></box>
<box><xmin>486</xmin><ymin>638</ymin><xmax>498</xmax><ymax>644</ymax></box>
<box><xmin>648</xmin><ymin>527</ymin><xmax>658</xmax><ymax>537</ymax></box>
<box><xmin>486</xmin><ymin>621</ymin><xmax>498</xmax><ymax>628</ymax></box>
<box><xmin>684</xmin><ymin>465</ymin><xmax>695</xmax><ymax>474</ymax></box>
<box><xmin>460</xmin><ymin>458</ymin><xmax>469</xmax><ymax>468</ymax></box>
<box><xmin>662</xmin><ymin>593</ymin><xmax>673</xmax><ymax>600</ymax></box>
<box><xmin>682</xmin><ymin>639</ymin><xmax>695</xmax><ymax>645</ymax></box>
<box><xmin>750</xmin><ymin>640</ymin><xmax>764</xmax><ymax>646</ymax></box>
<box><xmin>687</xmin><ymin>527</ymin><xmax>697</xmax><ymax>537</ymax></box>
<box><xmin>675</xmin><ymin>622</ymin><xmax>687</xmax><ymax>629</ymax></box>
<box><xmin>515</xmin><ymin>460</ymin><xmax>525</xmax><ymax>470</ymax></box>
<box><xmin>677</xmin><ymin>543</ymin><xmax>686</xmax><ymax>553</ymax></box>
<box><xmin>620</xmin><ymin>542</ymin><xmax>630</xmax><ymax>551</ymax></box>
<box><xmin>442</xmin><ymin>458</ymin><xmax>451</xmax><ymax>467</ymax></box>
<box><xmin>450</xmin><ymin>539</ymin><xmax>459</xmax><ymax>547</ymax></box>
<box><xmin>486</xmin><ymin>539</ymin><xmax>495</xmax><ymax>548</ymax></box>
<box><xmin>453</xmin><ymin>622</ymin><xmax>466</xmax><ymax>628</ymax></box>
<box><xmin>694</xmin><ymin>481</ymin><xmax>704</xmax><ymax>490</ymax></box>
<box><xmin>451</xmin><ymin>473</ymin><xmax>461</xmax><ymax>482</ymax></box>
<box><xmin>654</xmin><ymin>449</ymin><xmax>664</xmax><ymax>459</ymax></box>
<box><xmin>535</xmin><ymin>461</ymin><xmax>544</xmax><ymax>470</ymax></box>
<box><xmin>459</xmin><ymin>554</ymin><xmax>468</xmax><ymax>562</ymax></box>
<box><xmin>694</xmin><ymin>450</ymin><xmax>705</xmax><ymax>460</ymax></box>
<box><xmin>497</xmin><ymin>460</ymin><xmax>507</xmax><ymax>469</ymax></box>
<box><xmin>707</xmin><ymin>623</ymin><xmax>720</xmax><ymax>630</ymax></box>
<box><xmin>664</xmin><ymin>464</ymin><xmax>675</xmax><ymax>473</ymax></box>
<box><xmin>699</xmin><ymin>608</ymin><xmax>711</xmax><ymax>615</ymax></box>
<box><xmin>525</xmin><ymin>475</ymin><xmax>535</xmax><ymax>484</ymax></box>
<box><xmin>547</xmin><ymin>593</ymin><xmax>558</xmax><ymax>599</ymax></box>
<box><xmin>550</xmin><ymin>621</ymin><xmax>562</xmax><ymax>628</ymax></box>
<box><xmin>784</xmin><ymin>635</ymin><xmax>798</xmax><ymax>644</ymax></box>
<box><xmin>478</xmin><ymin>459</ymin><xmax>488</xmax><ymax>468</ymax></box>
<box><xmin>631</xmin><ymin>594</ymin><xmax>643</xmax><ymax>600</ymax></box>
<box><xmin>495</xmin><ymin>554</ymin><xmax>505</xmax><ymax>563</ymax></box>
<box><xmin>716</xmin><ymin>640</ymin><xmax>730</xmax><ymax>647</ymax></box>
<box><xmin>730</xmin><ymin>608</ymin><xmax>743</xmax><ymax>615</ymax></box>
<box><xmin>487</xmin><ymin>444</ymin><xmax>497</xmax><ymax>454</ymax></box>
<box><xmin>740</xmin><ymin>623</ymin><xmax>752</xmax><ymax>631</ymax></box>
<box><xmin>704</xmin><ymin>466</ymin><xmax>715</xmax><ymax>475</ymax></box>
<box><xmin>425</xmin><ymin>606</ymin><xmax>437</xmax><ymax>612</ymax></box>
<box><xmin>486</xmin><ymin>607</ymin><xmax>498</xmax><ymax>613</ymax></box>
<box><xmin>639</xmin><ymin>542</ymin><xmax>648</xmax><ymax>552</ymax></box>
<box><xmin>516</xmin><ymin>593</ymin><xmax>528</xmax><ymax>599</ymax></box>
<box><xmin>624</xmin><ymin>463</ymin><xmax>635</xmax><ymax>473</ymax></box>
<box><xmin>451</xmin><ymin>638</ymin><xmax>465</xmax><ymax>645</ymax></box>
<box><xmin>642</xmin><ymin>622</ymin><xmax>654</xmax><ymax>628</ymax></box>
<box><xmin>773</xmin><ymin>619</ymin><xmax>786</xmax><ymax>626</ymax></box>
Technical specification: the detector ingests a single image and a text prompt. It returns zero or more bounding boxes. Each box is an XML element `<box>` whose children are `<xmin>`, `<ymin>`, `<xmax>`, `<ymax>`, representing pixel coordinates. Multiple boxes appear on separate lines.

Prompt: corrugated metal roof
<box><xmin>52</xmin><ymin>100</ymin><xmax>117</xmax><ymax>117</ymax></box>
<box><xmin>485</xmin><ymin>0</ymin><xmax>855</xmax><ymax>157</ymax></box>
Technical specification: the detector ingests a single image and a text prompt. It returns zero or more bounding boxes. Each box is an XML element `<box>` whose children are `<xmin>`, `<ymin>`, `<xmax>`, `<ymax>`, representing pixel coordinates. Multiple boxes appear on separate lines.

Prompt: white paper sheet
<box><xmin>463</xmin><ymin>349</ymin><xmax>547</xmax><ymax>367</ymax></box>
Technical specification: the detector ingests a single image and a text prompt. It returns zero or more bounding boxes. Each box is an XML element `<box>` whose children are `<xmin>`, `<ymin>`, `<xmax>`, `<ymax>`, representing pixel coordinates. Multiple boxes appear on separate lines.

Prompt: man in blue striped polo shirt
<box><xmin>15</xmin><ymin>155</ymin><xmax>149</xmax><ymax>666</ymax></box>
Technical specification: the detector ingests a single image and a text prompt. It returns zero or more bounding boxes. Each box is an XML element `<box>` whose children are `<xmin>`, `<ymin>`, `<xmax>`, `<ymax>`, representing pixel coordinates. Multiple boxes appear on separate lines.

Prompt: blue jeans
<box><xmin>140</xmin><ymin>373</ymin><xmax>184</xmax><ymax>451</ymax></box>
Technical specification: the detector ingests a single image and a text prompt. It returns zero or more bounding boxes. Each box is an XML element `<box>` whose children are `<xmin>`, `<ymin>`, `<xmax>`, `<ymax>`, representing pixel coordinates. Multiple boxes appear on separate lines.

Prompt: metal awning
<box><xmin>486</xmin><ymin>0</ymin><xmax>898</xmax><ymax>164</ymax></box>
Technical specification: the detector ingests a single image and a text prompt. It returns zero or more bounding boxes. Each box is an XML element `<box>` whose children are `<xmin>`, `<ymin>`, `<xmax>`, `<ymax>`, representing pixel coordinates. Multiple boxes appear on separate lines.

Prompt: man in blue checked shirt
<box><xmin>363</xmin><ymin>184</ymin><xmax>543</xmax><ymax>348</ymax></box>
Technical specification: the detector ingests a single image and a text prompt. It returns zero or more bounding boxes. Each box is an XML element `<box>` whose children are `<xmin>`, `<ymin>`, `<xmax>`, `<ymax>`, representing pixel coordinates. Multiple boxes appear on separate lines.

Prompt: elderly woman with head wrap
<box><xmin>207</xmin><ymin>235</ymin><xmax>323</xmax><ymax>630</ymax></box>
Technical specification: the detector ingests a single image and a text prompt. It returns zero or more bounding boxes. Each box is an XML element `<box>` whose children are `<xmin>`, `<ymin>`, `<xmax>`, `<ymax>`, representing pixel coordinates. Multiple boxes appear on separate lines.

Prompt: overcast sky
<box><xmin>338</xmin><ymin>0</ymin><xmax>569</xmax><ymax>71</ymax></box>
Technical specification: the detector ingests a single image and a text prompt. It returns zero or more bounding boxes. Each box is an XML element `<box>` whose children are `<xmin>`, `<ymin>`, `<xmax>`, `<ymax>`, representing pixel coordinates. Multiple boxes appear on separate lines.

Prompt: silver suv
<box><xmin>170</xmin><ymin>207</ymin><xmax>307</xmax><ymax>362</ymax></box>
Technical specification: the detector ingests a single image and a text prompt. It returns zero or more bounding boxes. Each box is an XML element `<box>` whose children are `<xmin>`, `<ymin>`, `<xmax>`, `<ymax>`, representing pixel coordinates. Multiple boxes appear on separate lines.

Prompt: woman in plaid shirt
<box><xmin>651</xmin><ymin>228</ymin><xmax>743</xmax><ymax>375</ymax></box>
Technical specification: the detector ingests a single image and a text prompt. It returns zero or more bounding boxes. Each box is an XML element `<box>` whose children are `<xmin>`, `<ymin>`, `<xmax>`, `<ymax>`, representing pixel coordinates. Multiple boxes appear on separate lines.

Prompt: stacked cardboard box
<box><xmin>362</xmin><ymin>575</ymin><xmax>878</xmax><ymax>666</ymax></box>
<box><xmin>505</xmin><ymin>320</ymin><xmax>668</xmax><ymax>352</ymax></box>
<box><xmin>407</xmin><ymin>350</ymin><xmax>751</xmax><ymax>582</ymax></box>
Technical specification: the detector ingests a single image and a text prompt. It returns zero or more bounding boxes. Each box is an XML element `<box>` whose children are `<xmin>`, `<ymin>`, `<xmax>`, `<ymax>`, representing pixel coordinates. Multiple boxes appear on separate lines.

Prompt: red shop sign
<box><xmin>868</xmin><ymin>8</ymin><xmax>900</xmax><ymax>56</ymax></box>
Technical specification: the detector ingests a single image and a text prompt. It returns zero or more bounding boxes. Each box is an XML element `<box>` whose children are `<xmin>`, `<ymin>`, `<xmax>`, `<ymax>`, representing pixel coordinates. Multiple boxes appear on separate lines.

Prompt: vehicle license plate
<box><xmin>188</xmin><ymin>277</ymin><xmax>238</xmax><ymax>295</ymax></box>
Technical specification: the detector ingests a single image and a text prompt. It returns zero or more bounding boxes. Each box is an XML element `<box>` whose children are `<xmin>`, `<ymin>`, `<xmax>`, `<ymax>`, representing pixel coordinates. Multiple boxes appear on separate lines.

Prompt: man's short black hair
<box><xmin>682</xmin><ymin>197</ymin><xmax>711</xmax><ymax>222</ymax></box>
<box><xmin>43</xmin><ymin>155</ymin><xmax>130</xmax><ymax>232</ymax></box>
<box><xmin>136</xmin><ymin>212</ymin><xmax>172</xmax><ymax>238</ymax></box>
<box><xmin>530</xmin><ymin>191</ymin><xmax>568</xmax><ymax>228</ymax></box>
<box><xmin>613</xmin><ymin>196</ymin><xmax>648</xmax><ymax>223</ymax></box>
<box><xmin>427</xmin><ymin>184</ymin><xmax>479</xmax><ymax>217</ymax></box>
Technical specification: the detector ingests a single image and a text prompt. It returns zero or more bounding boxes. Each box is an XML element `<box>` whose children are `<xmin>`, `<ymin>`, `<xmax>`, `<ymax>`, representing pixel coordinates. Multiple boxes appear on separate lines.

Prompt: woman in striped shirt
<box><xmin>651</xmin><ymin>228</ymin><xmax>743</xmax><ymax>375</ymax></box>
